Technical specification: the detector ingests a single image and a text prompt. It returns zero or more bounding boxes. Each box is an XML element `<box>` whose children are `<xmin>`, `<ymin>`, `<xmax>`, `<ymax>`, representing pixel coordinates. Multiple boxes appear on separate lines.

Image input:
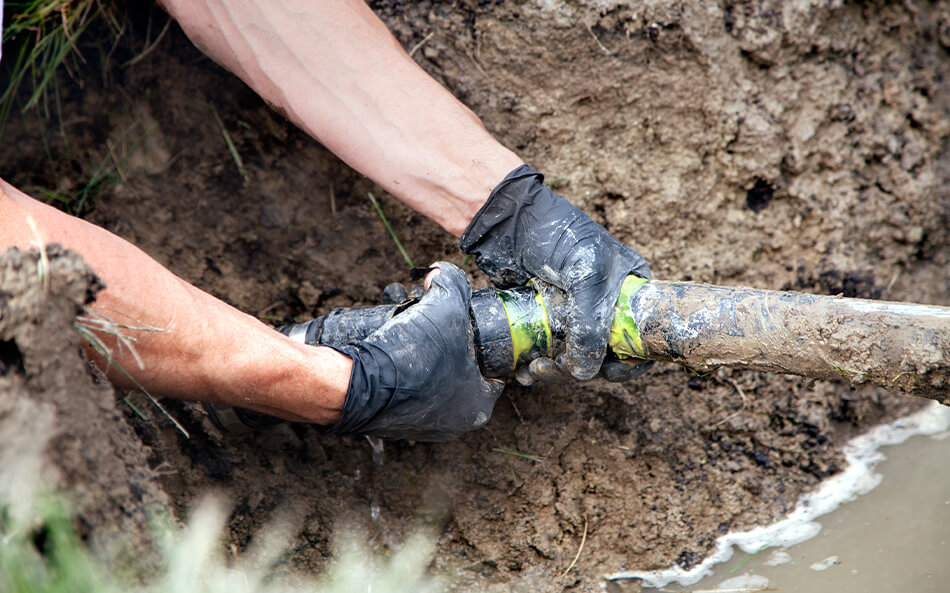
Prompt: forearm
<box><xmin>0</xmin><ymin>180</ymin><xmax>349</xmax><ymax>424</ymax></box>
<box><xmin>160</xmin><ymin>0</ymin><xmax>522</xmax><ymax>236</ymax></box>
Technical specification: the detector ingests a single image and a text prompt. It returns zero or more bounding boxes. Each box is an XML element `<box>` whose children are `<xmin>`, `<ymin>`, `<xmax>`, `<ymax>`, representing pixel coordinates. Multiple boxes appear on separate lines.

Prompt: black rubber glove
<box><xmin>322</xmin><ymin>262</ymin><xmax>503</xmax><ymax>442</ymax></box>
<box><xmin>460</xmin><ymin>165</ymin><xmax>651</xmax><ymax>382</ymax></box>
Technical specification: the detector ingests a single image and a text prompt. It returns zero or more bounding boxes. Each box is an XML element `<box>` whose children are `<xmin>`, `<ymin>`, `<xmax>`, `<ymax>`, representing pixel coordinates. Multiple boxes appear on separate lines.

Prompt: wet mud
<box><xmin>1</xmin><ymin>1</ymin><xmax>948</xmax><ymax>591</ymax></box>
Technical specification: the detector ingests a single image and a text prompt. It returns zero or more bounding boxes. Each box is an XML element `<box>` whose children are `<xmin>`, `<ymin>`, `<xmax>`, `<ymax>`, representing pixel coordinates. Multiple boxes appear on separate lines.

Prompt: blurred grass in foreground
<box><xmin>0</xmin><ymin>482</ymin><xmax>452</xmax><ymax>593</ymax></box>
<box><xmin>0</xmin><ymin>404</ymin><xmax>457</xmax><ymax>593</ymax></box>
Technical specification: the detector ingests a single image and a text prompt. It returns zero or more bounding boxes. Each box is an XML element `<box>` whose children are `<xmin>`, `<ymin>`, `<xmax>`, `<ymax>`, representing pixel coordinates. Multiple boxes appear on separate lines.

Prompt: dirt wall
<box><xmin>0</xmin><ymin>247</ymin><xmax>168</xmax><ymax>573</ymax></box>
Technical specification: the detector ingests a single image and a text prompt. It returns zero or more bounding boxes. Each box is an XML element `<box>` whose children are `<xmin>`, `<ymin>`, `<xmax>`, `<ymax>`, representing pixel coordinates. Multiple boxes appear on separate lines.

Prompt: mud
<box><xmin>0</xmin><ymin>247</ymin><xmax>168</xmax><ymax>572</ymax></box>
<box><xmin>0</xmin><ymin>0</ymin><xmax>948</xmax><ymax>591</ymax></box>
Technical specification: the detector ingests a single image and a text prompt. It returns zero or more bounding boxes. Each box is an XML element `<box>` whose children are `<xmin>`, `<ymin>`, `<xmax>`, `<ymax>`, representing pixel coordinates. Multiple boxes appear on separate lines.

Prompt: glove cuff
<box><xmin>314</xmin><ymin>343</ymin><xmax>382</xmax><ymax>436</ymax></box>
<box><xmin>459</xmin><ymin>164</ymin><xmax>548</xmax><ymax>288</ymax></box>
<box><xmin>459</xmin><ymin>164</ymin><xmax>543</xmax><ymax>253</ymax></box>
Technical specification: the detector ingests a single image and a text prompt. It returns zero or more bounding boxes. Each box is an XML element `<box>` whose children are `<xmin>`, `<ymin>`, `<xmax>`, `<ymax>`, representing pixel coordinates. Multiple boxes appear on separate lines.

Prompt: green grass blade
<box><xmin>491</xmin><ymin>447</ymin><xmax>544</xmax><ymax>463</ymax></box>
<box><xmin>75</xmin><ymin>321</ymin><xmax>190</xmax><ymax>439</ymax></box>
<box><xmin>208</xmin><ymin>102</ymin><xmax>248</xmax><ymax>183</ymax></box>
<box><xmin>368</xmin><ymin>192</ymin><xmax>414</xmax><ymax>268</ymax></box>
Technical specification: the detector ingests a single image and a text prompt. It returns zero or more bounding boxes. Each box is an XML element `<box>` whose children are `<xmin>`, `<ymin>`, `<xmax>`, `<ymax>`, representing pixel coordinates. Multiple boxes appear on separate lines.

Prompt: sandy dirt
<box><xmin>1</xmin><ymin>0</ymin><xmax>948</xmax><ymax>590</ymax></box>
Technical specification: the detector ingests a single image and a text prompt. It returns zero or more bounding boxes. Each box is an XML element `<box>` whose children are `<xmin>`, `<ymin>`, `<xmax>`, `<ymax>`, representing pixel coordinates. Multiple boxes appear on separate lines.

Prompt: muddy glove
<box><xmin>323</xmin><ymin>262</ymin><xmax>503</xmax><ymax>442</ymax></box>
<box><xmin>460</xmin><ymin>165</ymin><xmax>651</xmax><ymax>383</ymax></box>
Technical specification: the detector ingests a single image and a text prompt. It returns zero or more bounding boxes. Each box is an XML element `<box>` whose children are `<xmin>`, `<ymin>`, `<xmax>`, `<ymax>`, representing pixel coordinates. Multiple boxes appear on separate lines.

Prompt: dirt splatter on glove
<box><xmin>460</xmin><ymin>165</ymin><xmax>651</xmax><ymax>382</ymax></box>
<box><xmin>323</xmin><ymin>262</ymin><xmax>503</xmax><ymax>442</ymax></box>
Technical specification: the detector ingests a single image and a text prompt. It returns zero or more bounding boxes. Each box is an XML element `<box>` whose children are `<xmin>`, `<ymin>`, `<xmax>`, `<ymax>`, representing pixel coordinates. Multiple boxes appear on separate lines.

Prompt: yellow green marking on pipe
<box><xmin>498</xmin><ymin>288</ymin><xmax>552</xmax><ymax>369</ymax></box>
<box><xmin>609</xmin><ymin>275</ymin><xmax>650</xmax><ymax>359</ymax></box>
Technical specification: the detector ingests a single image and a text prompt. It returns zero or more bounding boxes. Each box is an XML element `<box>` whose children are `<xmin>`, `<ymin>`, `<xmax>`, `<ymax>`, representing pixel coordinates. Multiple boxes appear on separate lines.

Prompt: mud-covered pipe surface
<box><xmin>283</xmin><ymin>278</ymin><xmax>950</xmax><ymax>405</ymax></box>
<box><xmin>612</xmin><ymin>280</ymin><xmax>950</xmax><ymax>405</ymax></box>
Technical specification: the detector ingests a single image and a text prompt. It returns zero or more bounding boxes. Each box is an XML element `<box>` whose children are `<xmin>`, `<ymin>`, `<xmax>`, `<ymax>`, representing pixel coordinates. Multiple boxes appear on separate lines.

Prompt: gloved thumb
<box><xmin>421</xmin><ymin>261</ymin><xmax>469</xmax><ymax>298</ymax></box>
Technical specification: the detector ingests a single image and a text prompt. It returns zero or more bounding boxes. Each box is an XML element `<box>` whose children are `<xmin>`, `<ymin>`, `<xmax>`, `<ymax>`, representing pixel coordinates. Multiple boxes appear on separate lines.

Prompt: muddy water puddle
<box><xmin>610</xmin><ymin>404</ymin><xmax>950</xmax><ymax>592</ymax></box>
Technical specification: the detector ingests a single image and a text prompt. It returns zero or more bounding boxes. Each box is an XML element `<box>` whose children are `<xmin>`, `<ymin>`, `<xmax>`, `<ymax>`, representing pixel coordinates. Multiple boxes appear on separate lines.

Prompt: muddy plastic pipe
<box><xmin>609</xmin><ymin>278</ymin><xmax>950</xmax><ymax>404</ymax></box>
<box><xmin>284</xmin><ymin>277</ymin><xmax>950</xmax><ymax>405</ymax></box>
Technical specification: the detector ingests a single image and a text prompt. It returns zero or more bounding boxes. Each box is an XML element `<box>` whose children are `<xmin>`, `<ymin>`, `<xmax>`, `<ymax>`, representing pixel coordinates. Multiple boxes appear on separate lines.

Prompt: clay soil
<box><xmin>1</xmin><ymin>1</ymin><xmax>949</xmax><ymax>591</ymax></box>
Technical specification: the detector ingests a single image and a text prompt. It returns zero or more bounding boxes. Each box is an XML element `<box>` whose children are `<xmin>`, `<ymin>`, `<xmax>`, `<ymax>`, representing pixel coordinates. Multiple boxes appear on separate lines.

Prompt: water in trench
<box><xmin>609</xmin><ymin>403</ymin><xmax>950</xmax><ymax>592</ymax></box>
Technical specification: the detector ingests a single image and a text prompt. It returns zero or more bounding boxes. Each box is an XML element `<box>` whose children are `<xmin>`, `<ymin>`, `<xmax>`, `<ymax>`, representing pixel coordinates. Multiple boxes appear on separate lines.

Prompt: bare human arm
<box><xmin>0</xmin><ymin>0</ymin><xmax>644</xmax><ymax>436</ymax></box>
<box><xmin>159</xmin><ymin>0</ymin><xmax>524</xmax><ymax>237</ymax></box>
<box><xmin>0</xmin><ymin>180</ymin><xmax>350</xmax><ymax>424</ymax></box>
<box><xmin>158</xmin><ymin>0</ymin><xmax>651</xmax><ymax>382</ymax></box>
<box><xmin>2</xmin><ymin>0</ymin><xmax>520</xmax><ymax>431</ymax></box>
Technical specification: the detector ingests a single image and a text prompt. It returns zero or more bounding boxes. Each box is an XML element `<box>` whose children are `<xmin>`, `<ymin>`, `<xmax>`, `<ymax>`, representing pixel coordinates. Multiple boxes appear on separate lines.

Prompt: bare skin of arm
<box><xmin>0</xmin><ymin>181</ymin><xmax>351</xmax><ymax>424</ymax></box>
<box><xmin>159</xmin><ymin>0</ymin><xmax>524</xmax><ymax>237</ymax></box>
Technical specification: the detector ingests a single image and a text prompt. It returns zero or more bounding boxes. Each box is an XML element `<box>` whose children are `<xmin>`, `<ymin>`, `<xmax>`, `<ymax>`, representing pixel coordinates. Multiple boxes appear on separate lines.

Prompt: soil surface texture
<box><xmin>0</xmin><ymin>247</ymin><xmax>168</xmax><ymax>573</ymax></box>
<box><xmin>1</xmin><ymin>1</ymin><xmax>948</xmax><ymax>591</ymax></box>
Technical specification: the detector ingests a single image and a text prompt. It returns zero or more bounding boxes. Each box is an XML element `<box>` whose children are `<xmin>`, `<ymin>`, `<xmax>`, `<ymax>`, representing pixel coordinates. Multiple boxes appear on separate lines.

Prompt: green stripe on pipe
<box><xmin>498</xmin><ymin>288</ymin><xmax>552</xmax><ymax>369</ymax></box>
<box><xmin>609</xmin><ymin>275</ymin><xmax>650</xmax><ymax>359</ymax></box>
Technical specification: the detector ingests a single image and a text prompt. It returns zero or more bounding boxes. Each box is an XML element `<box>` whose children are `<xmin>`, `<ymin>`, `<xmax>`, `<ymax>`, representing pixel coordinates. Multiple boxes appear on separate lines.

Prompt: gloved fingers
<box><xmin>423</xmin><ymin>264</ymin><xmax>504</xmax><ymax>432</ymax></box>
<box><xmin>515</xmin><ymin>356</ymin><xmax>569</xmax><ymax>386</ymax></box>
<box><xmin>381</xmin><ymin>280</ymin><xmax>423</xmax><ymax>306</ymax></box>
<box><xmin>416</xmin><ymin>261</ymin><xmax>471</xmax><ymax>306</ymax></box>
<box><xmin>459</xmin><ymin>164</ymin><xmax>653</xmax><ymax>388</ymax></box>
<box><xmin>514</xmin><ymin>365</ymin><xmax>535</xmax><ymax>387</ymax></box>
<box><xmin>416</xmin><ymin>377</ymin><xmax>504</xmax><ymax>441</ymax></box>
<box><xmin>477</xmin><ymin>378</ymin><xmax>506</xmax><ymax>412</ymax></box>
<box><xmin>556</xmin><ymin>244</ymin><xmax>649</xmax><ymax>381</ymax></box>
<box><xmin>600</xmin><ymin>359</ymin><xmax>654</xmax><ymax>382</ymax></box>
<box><xmin>556</xmin><ymin>288</ymin><xmax>613</xmax><ymax>381</ymax></box>
<box><xmin>622</xmin><ymin>245</ymin><xmax>653</xmax><ymax>280</ymax></box>
<box><xmin>516</xmin><ymin>356</ymin><xmax>652</xmax><ymax>386</ymax></box>
<box><xmin>382</xmin><ymin>282</ymin><xmax>410</xmax><ymax>304</ymax></box>
<box><xmin>339</xmin><ymin>260</ymin><xmax>501</xmax><ymax>442</ymax></box>
<box><xmin>557</xmin><ymin>333</ymin><xmax>608</xmax><ymax>382</ymax></box>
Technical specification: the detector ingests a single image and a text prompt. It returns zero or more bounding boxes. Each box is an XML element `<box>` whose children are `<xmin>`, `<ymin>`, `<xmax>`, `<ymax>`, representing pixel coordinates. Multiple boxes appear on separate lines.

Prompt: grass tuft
<box><xmin>0</xmin><ymin>0</ymin><xmax>116</xmax><ymax>135</ymax></box>
<box><xmin>368</xmin><ymin>192</ymin><xmax>414</xmax><ymax>268</ymax></box>
<box><xmin>73</xmin><ymin>311</ymin><xmax>189</xmax><ymax>438</ymax></box>
<box><xmin>0</xmin><ymin>474</ymin><xmax>459</xmax><ymax>593</ymax></box>
<box><xmin>37</xmin><ymin>120</ymin><xmax>157</xmax><ymax>216</ymax></box>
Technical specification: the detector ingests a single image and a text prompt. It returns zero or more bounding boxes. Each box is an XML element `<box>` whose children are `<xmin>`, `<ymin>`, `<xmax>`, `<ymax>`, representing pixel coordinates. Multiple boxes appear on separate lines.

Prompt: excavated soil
<box><xmin>0</xmin><ymin>247</ymin><xmax>168</xmax><ymax>573</ymax></box>
<box><xmin>1</xmin><ymin>1</ymin><xmax>949</xmax><ymax>591</ymax></box>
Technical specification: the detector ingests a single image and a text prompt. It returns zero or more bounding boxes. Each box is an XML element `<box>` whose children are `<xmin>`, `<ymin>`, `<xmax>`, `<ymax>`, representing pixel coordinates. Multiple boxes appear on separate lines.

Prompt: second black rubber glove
<box><xmin>460</xmin><ymin>165</ymin><xmax>651</xmax><ymax>381</ymax></box>
<box><xmin>322</xmin><ymin>262</ymin><xmax>503</xmax><ymax>442</ymax></box>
